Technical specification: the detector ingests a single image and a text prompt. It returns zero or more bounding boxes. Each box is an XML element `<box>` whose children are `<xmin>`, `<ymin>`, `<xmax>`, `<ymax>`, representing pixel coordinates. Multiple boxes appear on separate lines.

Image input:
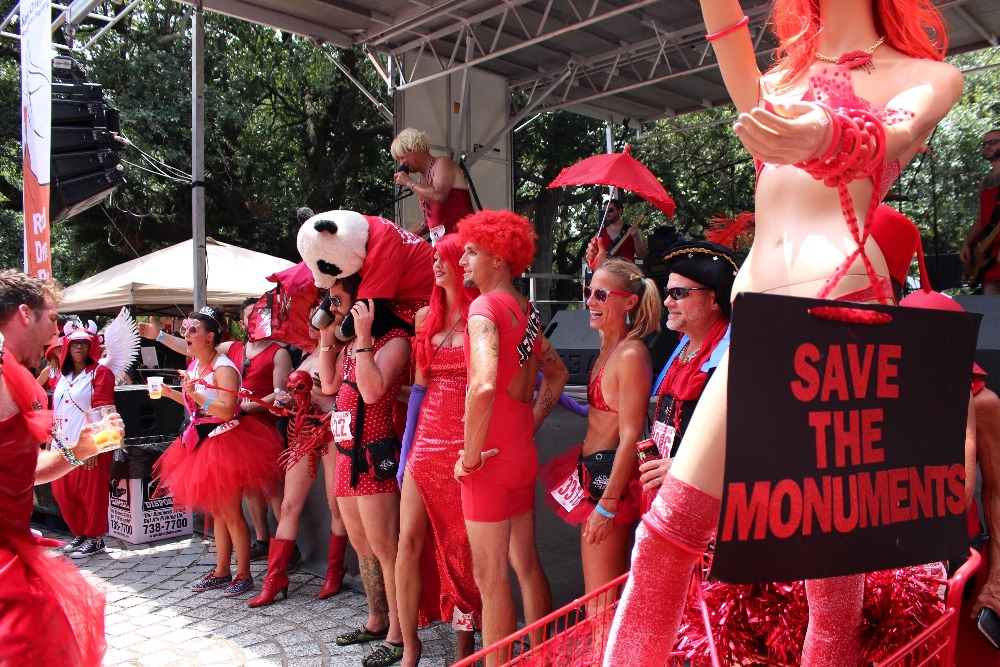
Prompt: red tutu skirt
<box><xmin>538</xmin><ymin>444</ymin><xmax>642</xmax><ymax>527</ymax></box>
<box><xmin>153</xmin><ymin>417</ymin><xmax>282</xmax><ymax>512</ymax></box>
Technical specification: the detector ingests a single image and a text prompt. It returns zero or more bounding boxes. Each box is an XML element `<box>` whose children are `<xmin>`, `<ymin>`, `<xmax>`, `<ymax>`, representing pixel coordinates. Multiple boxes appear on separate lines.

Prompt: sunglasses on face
<box><xmin>584</xmin><ymin>286</ymin><xmax>632</xmax><ymax>303</ymax></box>
<box><xmin>665</xmin><ymin>287</ymin><xmax>713</xmax><ymax>301</ymax></box>
<box><xmin>180</xmin><ymin>319</ymin><xmax>203</xmax><ymax>336</ymax></box>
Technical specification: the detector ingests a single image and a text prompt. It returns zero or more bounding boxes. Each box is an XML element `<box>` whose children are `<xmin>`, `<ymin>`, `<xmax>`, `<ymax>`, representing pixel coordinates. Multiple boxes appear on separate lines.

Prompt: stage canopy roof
<box><xmin>176</xmin><ymin>0</ymin><xmax>999</xmax><ymax>132</ymax></box>
<box><xmin>59</xmin><ymin>237</ymin><xmax>294</xmax><ymax>316</ymax></box>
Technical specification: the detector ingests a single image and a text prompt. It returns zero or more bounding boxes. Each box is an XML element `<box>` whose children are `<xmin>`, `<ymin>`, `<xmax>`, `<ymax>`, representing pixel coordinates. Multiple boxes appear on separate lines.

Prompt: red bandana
<box><xmin>657</xmin><ymin>317</ymin><xmax>729</xmax><ymax>402</ymax></box>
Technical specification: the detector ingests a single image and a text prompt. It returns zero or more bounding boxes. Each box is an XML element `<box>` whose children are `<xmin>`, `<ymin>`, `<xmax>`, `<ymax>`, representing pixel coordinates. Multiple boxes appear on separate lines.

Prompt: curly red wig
<box><xmin>457</xmin><ymin>209</ymin><xmax>537</xmax><ymax>277</ymax></box>
<box><xmin>414</xmin><ymin>234</ymin><xmax>480</xmax><ymax>372</ymax></box>
<box><xmin>771</xmin><ymin>0</ymin><xmax>948</xmax><ymax>86</ymax></box>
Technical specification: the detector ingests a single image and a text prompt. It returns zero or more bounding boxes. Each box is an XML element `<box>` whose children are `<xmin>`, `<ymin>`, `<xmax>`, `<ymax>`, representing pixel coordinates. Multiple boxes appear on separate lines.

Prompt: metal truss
<box><xmin>1</xmin><ymin>0</ymin><xmax>140</xmax><ymax>51</ymax></box>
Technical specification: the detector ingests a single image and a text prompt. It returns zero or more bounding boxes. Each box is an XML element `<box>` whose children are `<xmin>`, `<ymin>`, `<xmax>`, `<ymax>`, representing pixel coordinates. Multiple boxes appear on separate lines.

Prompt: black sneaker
<box><xmin>62</xmin><ymin>535</ymin><xmax>87</xmax><ymax>553</ymax></box>
<box><xmin>249</xmin><ymin>540</ymin><xmax>270</xmax><ymax>561</ymax></box>
<box><xmin>191</xmin><ymin>570</ymin><xmax>233</xmax><ymax>592</ymax></box>
<box><xmin>286</xmin><ymin>545</ymin><xmax>302</xmax><ymax>574</ymax></box>
<box><xmin>70</xmin><ymin>537</ymin><xmax>105</xmax><ymax>559</ymax></box>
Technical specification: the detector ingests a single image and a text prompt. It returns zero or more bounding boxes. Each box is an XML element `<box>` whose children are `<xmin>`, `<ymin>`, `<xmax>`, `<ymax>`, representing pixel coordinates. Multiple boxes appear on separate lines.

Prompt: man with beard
<box><xmin>961</xmin><ymin>129</ymin><xmax>1000</xmax><ymax>293</ymax></box>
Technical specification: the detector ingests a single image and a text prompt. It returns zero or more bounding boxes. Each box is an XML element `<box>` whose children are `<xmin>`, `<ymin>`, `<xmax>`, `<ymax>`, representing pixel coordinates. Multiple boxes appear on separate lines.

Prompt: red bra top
<box><xmin>587</xmin><ymin>336</ymin><xmax>626</xmax><ymax>414</ymax></box>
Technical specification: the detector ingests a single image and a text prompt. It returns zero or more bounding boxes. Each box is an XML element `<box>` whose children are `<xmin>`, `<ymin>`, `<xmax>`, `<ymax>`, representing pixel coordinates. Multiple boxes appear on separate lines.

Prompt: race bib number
<box><xmin>651</xmin><ymin>421</ymin><xmax>676</xmax><ymax>453</ymax></box>
<box><xmin>452</xmin><ymin>607</ymin><xmax>476</xmax><ymax>632</ymax></box>
<box><xmin>550</xmin><ymin>470</ymin><xmax>586</xmax><ymax>513</ymax></box>
<box><xmin>429</xmin><ymin>225</ymin><xmax>446</xmax><ymax>245</ymax></box>
<box><xmin>331</xmin><ymin>411</ymin><xmax>353</xmax><ymax>443</ymax></box>
<box><xmin>208</xmin><ymin>420</ymin><xmax>238</xmax><ymax>437</ymax></box>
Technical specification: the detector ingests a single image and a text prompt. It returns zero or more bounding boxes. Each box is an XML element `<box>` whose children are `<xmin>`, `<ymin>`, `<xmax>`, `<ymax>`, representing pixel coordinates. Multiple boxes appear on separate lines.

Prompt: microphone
<box><xmin>395</xmin><ymin>164</ymin><xmax>411</xmax><ymax>197</ymax></box>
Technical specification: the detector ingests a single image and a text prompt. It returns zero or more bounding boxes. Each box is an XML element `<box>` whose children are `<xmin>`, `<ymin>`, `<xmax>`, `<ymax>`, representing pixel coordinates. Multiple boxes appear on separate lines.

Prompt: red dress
<box><xmin>334</xmin><ymin>329</ymin><xmax>409</xmax><ymax>497</ymax></box>
<box><xmin>461</xmin><ymin>292</ymin><xmax>541</xmax><ymax>522</ymax></box>
<box><xmin>0</xmin><ymin>352</ymin><xmax>105</xmax><ymax>667</ymax></box>
<box><xmin>419</xmin><ymin>157</ymin><xmax>475</xmax><ymax>235</ymax></box>
<box><xmin>409</xmin><ymin>345</ymin><xmax>481</xmax><ymax>627</ymax></box>
<box><xmin>153</xmin><ymin>355</ymin><xmax>282</xmax><ymax>512</ymax></box>
<box><xmin>228</xmin><ymin>341</ymin><xmax>283</xmax><ymax>426</ymax></box>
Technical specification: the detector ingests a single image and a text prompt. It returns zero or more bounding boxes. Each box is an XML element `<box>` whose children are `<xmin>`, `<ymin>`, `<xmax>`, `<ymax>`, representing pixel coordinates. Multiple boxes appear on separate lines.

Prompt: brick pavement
<box><xmin>55</xmin><ymin>531</ymin><xmax>465</xmax><ymax>667</ymax></box>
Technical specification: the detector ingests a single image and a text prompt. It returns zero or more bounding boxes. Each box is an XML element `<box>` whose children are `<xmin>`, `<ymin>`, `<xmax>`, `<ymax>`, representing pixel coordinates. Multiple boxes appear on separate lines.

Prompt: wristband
<box><xmin>320</xmin><ymin>346</ymin><xmax>333</xmax><ymax>352</ymax></box>
<box><xmin>356</xmin><ymin>347</ymin><xmax>374</xmax><ymax>354</ymax></box>
<box><xmin>705</xmin><ymin>15</ymin><xmax>749</xmax><ymax>41</ymax></box>
<box><xmin>461</xmin><ymin>458</ymin><xmax>484</xmax><ymax>474</ymax></box>
<box><xmin>202</xmin><ymin>397</ymin><xmax>214</xmax><ymax>412</ymax></box>
<box><xmin>52</xmin><ymin>434</ymin><xmax>84</xmax><ymax>468</ymax></box>
<box><xmin>156</xmin><ymin>330</ymin><xmax>165</xmax><ymax>343</ymax></box>
<box><xmin>594</xmin><ymin>504</ymin><xmax>617</xmax><ymax>519</ymax></box>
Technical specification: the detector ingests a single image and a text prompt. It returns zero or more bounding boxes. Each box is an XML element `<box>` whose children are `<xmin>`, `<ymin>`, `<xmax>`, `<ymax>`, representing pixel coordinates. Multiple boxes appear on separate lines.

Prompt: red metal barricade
<box><xmin>451</xmin><ymin>549</ymin><xmax>981</xmax><ymax>667</ymax></box>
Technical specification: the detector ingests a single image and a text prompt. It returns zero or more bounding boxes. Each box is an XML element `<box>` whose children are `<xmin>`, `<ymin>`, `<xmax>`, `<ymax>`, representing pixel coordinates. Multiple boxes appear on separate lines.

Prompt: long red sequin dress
<box><xmin>408</xmin><ymin>345</ymin><xmax>481</xmax><ymax>628</ymax></box>
<box><xmin>0</xmin><ymin>352</ymin><xmax>105</xmax><ymax>667</ymax></box>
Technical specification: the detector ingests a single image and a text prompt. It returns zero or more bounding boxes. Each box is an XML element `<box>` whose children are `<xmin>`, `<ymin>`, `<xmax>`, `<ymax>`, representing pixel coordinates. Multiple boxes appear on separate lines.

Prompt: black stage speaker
<box><xmin>49</xmin><ymin>60</ymin><xmax>124</xmax><ymax>223</ymax></box>
<box><xmin>953</xmin><ymin>296</ymin><xmax>1000</xmax><ymax>395</ymax></box>
<box><xmin>114</xmin><ymin>386</ymin><xmax>185</xmax><ymax>440</ymax></box>
<box><xmin>926</xmin><ymin>253</ymin><xmax>964</xmax><ymax>292</ymax></box>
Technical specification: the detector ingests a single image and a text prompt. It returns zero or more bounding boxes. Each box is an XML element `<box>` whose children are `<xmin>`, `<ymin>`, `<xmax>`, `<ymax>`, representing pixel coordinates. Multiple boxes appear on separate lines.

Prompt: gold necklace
<box><xmin>814</xmin><ymin>36</ymin><xmax>885</xmax><ymax>73</ymax></box>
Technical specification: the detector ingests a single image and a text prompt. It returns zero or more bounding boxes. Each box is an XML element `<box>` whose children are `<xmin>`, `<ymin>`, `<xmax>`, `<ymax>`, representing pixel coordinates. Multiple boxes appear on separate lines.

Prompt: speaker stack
<box><xmin>953</xmin><ymin>295</ymin><xmax>1000</xmax><ymax>395</ymax></box>
<box><xmin>49</xmin><ymin>56</ymin><xmax>124</xmax><ymax>223</ymax></box>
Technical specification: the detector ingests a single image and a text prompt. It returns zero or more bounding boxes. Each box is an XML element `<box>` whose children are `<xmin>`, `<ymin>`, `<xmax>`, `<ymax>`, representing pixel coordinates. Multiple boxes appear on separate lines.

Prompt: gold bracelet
<box><xmin>320</xmin><ymin>345</ymin><xmax>333</xmax><ymax>352</ymax></box>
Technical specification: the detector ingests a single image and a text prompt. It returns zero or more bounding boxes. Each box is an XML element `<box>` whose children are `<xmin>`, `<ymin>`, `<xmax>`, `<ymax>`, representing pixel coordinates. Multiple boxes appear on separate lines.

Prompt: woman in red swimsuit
<box><xmin>318</xmin><ymin>274</ymin><xmax>412</xmax><ymax>667</ymax></box>
<box><xmin>606</xmin><ymin>0</ymin><xmax>964</xmax><ymax>664</ymax></box>
<box><xmin>395</xmin><ymin>234</ymin><xmax>481</xmax><ymax>666</ymax></box>
<box><xmin>540</xmin><ymin>258</ymin><xmax>660</xmax><ymax>592</ymax></box>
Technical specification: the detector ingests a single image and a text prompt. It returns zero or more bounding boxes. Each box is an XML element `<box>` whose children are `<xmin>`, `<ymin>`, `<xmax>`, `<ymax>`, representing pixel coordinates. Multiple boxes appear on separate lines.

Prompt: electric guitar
<box><xmin>967</xmin><ymin>221</ymin><xmax>1000</xmax><ymax>289</ymax></box>
<box><xmin>608</xmin><ymin>204</ymin><xmax>655</xmax><ymax>256</ymax></box>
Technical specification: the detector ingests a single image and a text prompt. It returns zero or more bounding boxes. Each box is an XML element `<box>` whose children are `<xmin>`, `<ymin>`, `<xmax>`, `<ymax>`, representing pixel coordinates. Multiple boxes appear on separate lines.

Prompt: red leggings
<box><xmin>51</xmin><ymin>452</ymin><xmax>111</xmax><ymax>537</ymax></box>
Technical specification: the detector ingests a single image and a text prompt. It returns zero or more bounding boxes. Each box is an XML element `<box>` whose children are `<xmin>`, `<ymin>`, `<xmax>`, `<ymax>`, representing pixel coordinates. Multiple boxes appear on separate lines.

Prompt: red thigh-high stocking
<box><xmin>801</xmin><ymin>575</ymin><xmax>864</xmax><ymax>667</ymax></box>
<box><xmin>603</xmin><ymin>473</ymin><xmax>720</xmax><ymax>667</ymax></box>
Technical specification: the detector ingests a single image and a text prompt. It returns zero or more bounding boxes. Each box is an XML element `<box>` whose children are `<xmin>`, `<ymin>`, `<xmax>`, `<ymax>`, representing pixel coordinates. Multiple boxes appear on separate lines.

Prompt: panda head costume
<box><xmin>296</xmin><ymin>210</ymin><xmax>370</xmax><ymax>289</ymax></box>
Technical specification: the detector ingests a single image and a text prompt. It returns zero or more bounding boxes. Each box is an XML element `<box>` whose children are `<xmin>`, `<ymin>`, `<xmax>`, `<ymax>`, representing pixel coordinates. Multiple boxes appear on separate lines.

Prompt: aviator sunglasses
<box><xmin>664</xmin><ymin>287</ymin><xmax>712</xmax><ymax>300</ymax></box>
<box><xmin>583</xmin><ymin>286</ymin><xmax>632</xmax><ymax>303</ymax></box>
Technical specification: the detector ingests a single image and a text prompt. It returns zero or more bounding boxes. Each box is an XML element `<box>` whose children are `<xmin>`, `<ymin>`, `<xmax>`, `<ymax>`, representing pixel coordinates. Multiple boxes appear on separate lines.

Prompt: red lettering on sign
<box><xmin>821</xmin><ymin>345</ymin><xmax>850</xmax><ymax>402</ymax></box>
<box><xmin>809</xmin><ymin>411</ymin><xmax>832</xmax><ymax>469</ymax></box>
<box><xmin>859</xmin><ymin>471</ymin><xmax>890</xmax><ymax>528</ymax></box>
<box><xmin>833</xmin><ymin>475</ymin><xmax>859</xmax><ymax>532</ymax></box>
<box><xmin>769</xmin><ymin>479</ymin><xmax>803</xmax><ymax>539</ymax></box>
<box><xmin>791</xmin><ymin>344</ymin><xmax>821</xmax><ymax>402</ymax></box>
<box><xmin>834</xmin><ymin>410</ymin><xmax>861</xmax><ymax>467</ymax></box>
<box><xmin>802</xmin><ymin>476</ymin><xmax>832</xmax><ymax>535</ymax></box>
<box><xmin>861</xmin><ymin>409</ymin><xmax>884</xmax><ymax>464</ymax></box>
<box><xmin>909</xmin><ymin>467</ymin><xmax>934</xmax><ymax>520</ymax></box>
<box><xmin>721</xmin><ymin>481</ymin><xmax>770</xmax><ymax>541</ymax></box>
<box><xmin>877</xmin><ymin>345</ymin><xmax>901</xmax><ymax>399</ymax></box>
<box><xmin>847</xmin><ymin>344</ymin><xmax>875</xmax><ymax>399</ymax></box>
<box><xmin>947</xmin><ymin>464</ymin><xmax>966</xmax><ymax>515</ymax></box>
<box><xmin>889</xmin><ymin>468</ymin><xmax>910</xmax><ymax>524</ymax></box>
<box><xmin>926</xmin><ymin>465</ymin><xmax>949</xmax><ymax>517</ymax></box>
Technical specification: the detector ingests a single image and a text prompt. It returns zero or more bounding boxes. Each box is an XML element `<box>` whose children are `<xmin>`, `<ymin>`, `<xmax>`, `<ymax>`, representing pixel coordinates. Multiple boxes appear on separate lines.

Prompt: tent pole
<box><xmin>191</xmin><ymin>2</ymin><xmax>207</xmax><ymax>311</ymax></box>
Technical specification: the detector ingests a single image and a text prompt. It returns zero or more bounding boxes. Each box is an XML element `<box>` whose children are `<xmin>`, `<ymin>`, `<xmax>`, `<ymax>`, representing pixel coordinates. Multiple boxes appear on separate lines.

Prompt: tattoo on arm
<box><xmin>358</xmin><ymin>555</ymin><xmax>389</xmax><ymax>615</ymax></box>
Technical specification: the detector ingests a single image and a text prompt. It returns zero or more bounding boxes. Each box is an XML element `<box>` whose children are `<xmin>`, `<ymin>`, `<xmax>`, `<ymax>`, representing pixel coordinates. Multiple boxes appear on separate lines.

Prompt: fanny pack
<box><xmin>337</xmin><ymin>379</ymin><xmax>400</xmax><ymax>488</ymax></box>
<box><xmin>577</xmin><ymin>449</ymin><xmax>618</xmax><ymax>503</ymax></box>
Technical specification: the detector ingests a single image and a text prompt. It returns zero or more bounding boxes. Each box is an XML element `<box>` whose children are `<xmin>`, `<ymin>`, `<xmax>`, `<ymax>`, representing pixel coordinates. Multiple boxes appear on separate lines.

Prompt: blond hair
<box><xmin>596</xmin><ymin>259</ymin><xmax>662</xmax><ymax>341</ymax></box>
<box><xmin>390</xmin><ymin>128</ymin><xmax>430</xmax><ymax>160</ymax></box>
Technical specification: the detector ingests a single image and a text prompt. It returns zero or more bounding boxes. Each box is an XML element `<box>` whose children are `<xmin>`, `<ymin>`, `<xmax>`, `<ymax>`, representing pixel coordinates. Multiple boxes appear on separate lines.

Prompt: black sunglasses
<box><xmin>665</xmin><ymin>287</ymin><xmax>712</xmax><ymax>300</ymax></box>
<box><xmin>584</xmin><ymin>286</ymin><xmax>632</xmax><ymax>303</ymax></box>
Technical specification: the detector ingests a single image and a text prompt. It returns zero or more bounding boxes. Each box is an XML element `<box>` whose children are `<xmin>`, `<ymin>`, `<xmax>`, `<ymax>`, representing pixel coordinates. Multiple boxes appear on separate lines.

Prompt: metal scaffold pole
<box><xmin>191</xmin><ymin>1</ymin><xmax>207</xmax><ymax>310</ymax></box>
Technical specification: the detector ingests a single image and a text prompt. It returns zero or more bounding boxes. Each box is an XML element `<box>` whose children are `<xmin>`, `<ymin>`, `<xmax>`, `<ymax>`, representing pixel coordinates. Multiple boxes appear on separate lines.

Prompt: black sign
<box><xmin>712</xmin><ymin>293</ymin><xmax>979</xmax><ymax>584</ymax></box>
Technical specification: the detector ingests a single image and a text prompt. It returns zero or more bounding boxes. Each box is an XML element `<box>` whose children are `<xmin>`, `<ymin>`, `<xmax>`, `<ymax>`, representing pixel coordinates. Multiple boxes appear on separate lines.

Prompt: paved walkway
<box><xmin>54</xmin><ymin>531</ymin><xmax>464</xmax><ymax>667</ymax></box>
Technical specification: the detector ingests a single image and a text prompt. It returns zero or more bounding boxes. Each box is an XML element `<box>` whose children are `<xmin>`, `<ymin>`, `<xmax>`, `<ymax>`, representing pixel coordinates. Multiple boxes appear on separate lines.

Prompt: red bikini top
<box><xmin>587</xmin><ymin>336</ymin><xmax>626</xmax><ymax>414</ymax></box>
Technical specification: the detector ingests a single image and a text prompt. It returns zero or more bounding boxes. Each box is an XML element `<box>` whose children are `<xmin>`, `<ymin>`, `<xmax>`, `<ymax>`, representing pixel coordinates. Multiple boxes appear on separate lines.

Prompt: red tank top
<box><xmin>229</xmin><ymin>341</ymin><xmax>281</xmax><ymax>423</ymax></box>
<box><xmin>421</xmin><ymin>157</ymin><xmax>475</xmax><ymax>235</ymax></box>
<box><xmin>599</xmin><ymin>226</ymin><xmax>636</xmax><ymax>263</ymax></box>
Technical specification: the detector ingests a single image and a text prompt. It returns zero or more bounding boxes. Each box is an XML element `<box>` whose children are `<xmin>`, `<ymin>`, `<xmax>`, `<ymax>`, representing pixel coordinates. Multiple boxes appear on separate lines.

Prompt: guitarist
<box><xmin>596</xmin><ymin>198</ymin><xmax>647</xmax><ymax>264</ymax></box>
<box><xmin>961</xmin><ymin>129</ymin><xmax>1000</xmax><ymax>293</ymax></box>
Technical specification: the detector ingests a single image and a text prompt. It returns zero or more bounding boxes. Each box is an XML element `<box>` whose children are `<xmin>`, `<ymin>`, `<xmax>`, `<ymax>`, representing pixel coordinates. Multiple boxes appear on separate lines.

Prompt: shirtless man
<box><xmin>391</xmin><ymin>128</ymin><xmax>475</xmax><ymax>237</ymax></box>
<box><xmin>453</xmin><ymin>210</ymin><xmax>568</xmax><ymax>665</ymax></box>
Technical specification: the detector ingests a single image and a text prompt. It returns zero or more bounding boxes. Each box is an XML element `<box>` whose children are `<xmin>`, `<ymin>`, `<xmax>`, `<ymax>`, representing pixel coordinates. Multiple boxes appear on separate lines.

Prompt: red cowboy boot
<box><xmin>247</xmin><ymin>538</ymin><xmax>294</xmax><ymax>608</ymax></box>
<box><xmin>318</xmin><ymin>533</ymin><xmax>349</xmax><ymax>599</ymax></box>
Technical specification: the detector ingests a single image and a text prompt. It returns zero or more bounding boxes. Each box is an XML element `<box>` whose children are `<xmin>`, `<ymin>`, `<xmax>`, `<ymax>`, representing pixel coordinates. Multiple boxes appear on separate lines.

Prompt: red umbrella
<box><xmin>546</xmin><ymin>144</ymin><xmax>675</xmax><ymax>217</ymax></box>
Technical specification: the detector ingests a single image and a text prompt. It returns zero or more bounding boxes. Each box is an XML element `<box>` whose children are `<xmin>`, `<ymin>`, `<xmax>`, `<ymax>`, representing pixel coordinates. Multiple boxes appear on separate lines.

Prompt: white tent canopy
<box><xmin>59</xmin><ymin>237</ymin><xmax>295</xmax><ymax>316</ymax></box>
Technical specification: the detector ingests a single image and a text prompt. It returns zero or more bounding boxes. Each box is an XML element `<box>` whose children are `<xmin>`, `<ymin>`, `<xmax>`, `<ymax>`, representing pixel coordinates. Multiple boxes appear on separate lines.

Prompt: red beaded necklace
<box><xmin>814</xmin><ymin>36</ymin><xmax>885</xmax><ymax>73</ymax></box>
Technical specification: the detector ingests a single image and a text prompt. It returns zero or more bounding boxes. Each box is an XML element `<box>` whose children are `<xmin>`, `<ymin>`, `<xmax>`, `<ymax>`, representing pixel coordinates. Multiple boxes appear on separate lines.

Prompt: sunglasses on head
<box><xmin>584</xmin><ymin>286</ymin><xmax>632</xmax><ymax>303</ymax></box>
<box><xmin>665</xmin><ymin>287</ymin><xmax>712</xmax><ymax>300</ymax></box>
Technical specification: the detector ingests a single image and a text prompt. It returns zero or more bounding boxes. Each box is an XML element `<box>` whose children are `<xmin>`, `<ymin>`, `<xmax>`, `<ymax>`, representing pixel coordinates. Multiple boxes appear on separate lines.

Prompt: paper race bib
<box><xmin>651</xmin><ymin>420</ymin><xmax>676</xmax><ymax>453</ymax></box>
<box><xmin>550</xmin><ymin>470</ymin><xmax>586</xmax><ymax>513</ymax></box>
<box><xmin>429</xmin><ymin>225</ymin><xmax>446</xmax><ymax>245</ymax></box>
<box><xmin>330</xmin><ymin>411</ymin><xmax>353</xmax><ymax>443</ymax></box>
<box><xmin>452</xmin><ymin>607</ymin><xmax>476</xmax><ymax>632</ymax></box>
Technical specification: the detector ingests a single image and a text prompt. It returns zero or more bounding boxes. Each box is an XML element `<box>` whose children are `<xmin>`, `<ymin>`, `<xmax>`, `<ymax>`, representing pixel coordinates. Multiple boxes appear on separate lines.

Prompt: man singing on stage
<box><xmin>391</xmin><ymin>128</ymin><xmax>475</xmax><ymax>238</ymax></box>
<box><xmin>961</xmin><ymin>129</ymin><xmax>1000</xmax><ymax>293</ymax></box>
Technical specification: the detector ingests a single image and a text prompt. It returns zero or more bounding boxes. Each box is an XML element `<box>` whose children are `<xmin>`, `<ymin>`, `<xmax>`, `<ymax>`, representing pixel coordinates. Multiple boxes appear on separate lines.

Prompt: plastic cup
<box><xmin>85</xmin><ymin>405</ymin><xmax>124</xmax><ymax>452</ymax></box>
<box><xmin>147</xmin><ymin>376</ymin><xmax>163</xmax><ymax>399</ymax></box>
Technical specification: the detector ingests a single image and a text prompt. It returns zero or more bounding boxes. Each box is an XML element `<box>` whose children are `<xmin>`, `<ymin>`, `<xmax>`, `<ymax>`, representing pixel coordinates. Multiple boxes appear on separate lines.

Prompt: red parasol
<box><xmin>546</xmin><ymin>144</ymin><xmax>675</xmax><ymax>217</ymax></box>
<box><xmin>247</xmin><ymin>262</ymin><xmax>321</xmax><ymax>353</ymax></box>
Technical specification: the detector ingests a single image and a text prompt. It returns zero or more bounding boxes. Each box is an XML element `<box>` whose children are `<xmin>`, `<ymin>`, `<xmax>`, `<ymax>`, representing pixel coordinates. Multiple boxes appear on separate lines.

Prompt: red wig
<box><xmin>458</xmin><ymin>209</ymin><xmax>538</xmax><ymax>277</ymax></box>
<box><xmin>770</xmin><ymin>0</ymin><xmax>948</xmax><ymax>86</ymax></box>
<box><xmin>414</xmin><ymin>234</ymin><xmax>480</xmax><ymax>372</ymax></box>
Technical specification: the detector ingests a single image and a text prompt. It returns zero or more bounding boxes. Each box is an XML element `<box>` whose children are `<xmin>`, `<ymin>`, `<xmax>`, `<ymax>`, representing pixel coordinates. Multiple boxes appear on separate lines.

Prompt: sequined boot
<box><xmin>800</xmin><ymin>574</ymin><xmax>864</xmax><ymax>667</ymax></box>
<box><xmin>603</xmin><ymin>473</ymin><xmax>720</xmax><ymax>666</ymax></box>
<box><xmin>247</xmin><ymin>538</ymin><xmax>294</xmax><ymax>607</ymax></box>
<box><xmin>318</xmin><ymin>533</ymin><xmax>349</xmax><ymax>599</ymax></box>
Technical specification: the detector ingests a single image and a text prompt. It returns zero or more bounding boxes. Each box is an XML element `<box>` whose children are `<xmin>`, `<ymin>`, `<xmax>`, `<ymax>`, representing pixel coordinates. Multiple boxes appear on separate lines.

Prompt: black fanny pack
<box><xmin>577</xmin><ymin>449</ymin><xmax>618</xmax><ymax>503</ymax></box>
<box><xmin>338</xmin><ymin>380</ymin><xmax>400</xmax><ymax>488</ymax></box>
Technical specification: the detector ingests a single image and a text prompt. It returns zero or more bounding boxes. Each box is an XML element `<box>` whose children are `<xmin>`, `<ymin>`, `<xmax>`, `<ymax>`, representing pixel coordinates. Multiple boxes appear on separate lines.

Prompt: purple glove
<box><xmin>398</xmin><ymin>384</ymin><xmax>426</xmax><ymax>486</ymax></box>
<box><xmin>536</xmin><ymin>371</ymin><xmax>588</xmax><ymax>418</ymax></box>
